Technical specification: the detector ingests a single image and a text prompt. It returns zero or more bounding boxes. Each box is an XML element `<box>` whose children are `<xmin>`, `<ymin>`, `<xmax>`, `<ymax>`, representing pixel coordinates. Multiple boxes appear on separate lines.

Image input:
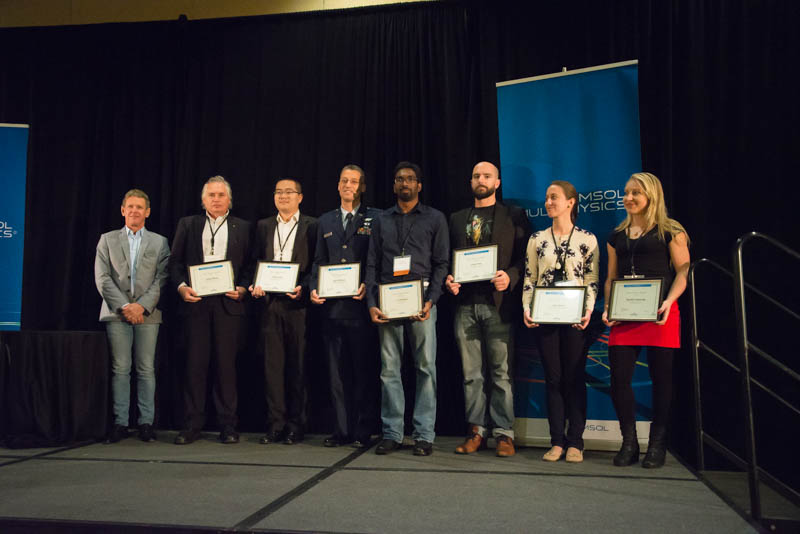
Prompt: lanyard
<box><xmin>206</xmin><ymin>215</ymin><xmax>228</xmax><ymax>255</ymax></box>
<box><xmin>276</xmin><ymin>220</ymin><xmax>299</xmax><ymax>261</ymax></box>
<box><xmin>395</xmin><ymin>211</ymin><xmax>419</xmax><ymax>256</ymax></box>
<box><xmin>550</xmin><ymin>225</ymin><xmax>575</xmax><ymax>270</ymax></box>
<box><xmin>625</xmin><ymin>226</ymin><xmax>648</xmax><ymax>276</ymax></box>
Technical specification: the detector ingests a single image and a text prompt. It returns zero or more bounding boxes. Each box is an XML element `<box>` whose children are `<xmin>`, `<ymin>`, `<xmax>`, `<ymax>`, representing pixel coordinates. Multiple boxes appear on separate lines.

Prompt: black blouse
<box><xmin>608</xmin><ymin>225</ymin><xmax>674</xmax><ymax>299</ymax></box>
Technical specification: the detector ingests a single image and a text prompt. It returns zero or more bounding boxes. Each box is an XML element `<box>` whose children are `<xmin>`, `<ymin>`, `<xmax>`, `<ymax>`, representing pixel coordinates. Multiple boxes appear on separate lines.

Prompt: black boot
<box><xmin>642</xmin><ymin>426</ymin><xmax>667</xmax><ymax>468</ymax></box>
<box><xmin>613</xmin><ymin>425</ymin><xmax>639</xmax><ymax>466</ymax></box>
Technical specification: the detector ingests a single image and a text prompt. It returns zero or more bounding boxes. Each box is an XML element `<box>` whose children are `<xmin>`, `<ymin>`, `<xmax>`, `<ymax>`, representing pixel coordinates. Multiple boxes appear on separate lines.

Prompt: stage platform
<box><xmin>0</xmin><ymin>433</ymin><xmax>756</xmax><ymax>533</ymax></box>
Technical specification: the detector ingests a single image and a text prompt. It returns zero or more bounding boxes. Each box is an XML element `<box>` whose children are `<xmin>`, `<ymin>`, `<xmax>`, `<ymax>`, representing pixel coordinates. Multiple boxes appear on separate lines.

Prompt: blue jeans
<box><xmin>454</xmin><ymin>303</ymin><xmax>514</xmax><ymax>438</ymax></box>
<box><xmin>378</xmin><ymin>305</ymin><xmax>437</xmax><ymax>443</ymax></box>
<box><xmin>105</xmin><ymin>321</ymin><xmax>159</xmax><ymax>426</ymax></box>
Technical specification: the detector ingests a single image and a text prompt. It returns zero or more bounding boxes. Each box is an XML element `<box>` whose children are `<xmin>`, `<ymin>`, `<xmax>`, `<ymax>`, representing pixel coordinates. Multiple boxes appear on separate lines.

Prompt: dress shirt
<box><xmin>340</xmin><ymin>204</ymin><xmax>360</xmax><ymax>231</ymax></box>
<box><xmin>202</xmin><ymin>211</ymin><xmax>229</xmax><ymax>262</ymax></box>
<box><xmin>366</xmin><ymin>202</ymin><xmax>449</xmax><ymax>308</ymax></box>
<box><xmin>126</xmin><ymin>225</ymin><xmax>144</xmax><ymax>294</ymax></box>
<box><xmin>274</xmin><ymin>211</ymin><xmax>300</xmax><ymax>261</ymax></box>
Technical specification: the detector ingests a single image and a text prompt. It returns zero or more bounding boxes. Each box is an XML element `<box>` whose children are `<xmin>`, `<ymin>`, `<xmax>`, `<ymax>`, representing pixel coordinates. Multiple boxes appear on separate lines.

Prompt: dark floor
<box><xmin>0</xmin><ymin>432</ymin><xmax>759</xmax><ymax>533</ymax></box>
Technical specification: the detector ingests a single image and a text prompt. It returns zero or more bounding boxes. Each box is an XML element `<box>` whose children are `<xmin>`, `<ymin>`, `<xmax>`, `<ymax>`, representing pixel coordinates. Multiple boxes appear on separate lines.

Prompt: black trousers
<box><xmin>536</xmin><ymin>324</ymin><xmax>587</xmax><ymax>449</ymax></box>
<box><xmin>263</xmin><ymin>299</ymin><xmax>307</xmax><ymax>434</ymax></box>
<box><xmin>609</xmin><ymin>346</ymin><xmax>674</xmax><ymax>430</ymax></box>
<box><xmin>183</xmin><ymin>295</ymin><xmax>242</xmax><ymax>429</ymax></box>
<box><xmin>323</xmin><ymin>317</ymin><xmax>379</xmax><ymax>440</ymax></box>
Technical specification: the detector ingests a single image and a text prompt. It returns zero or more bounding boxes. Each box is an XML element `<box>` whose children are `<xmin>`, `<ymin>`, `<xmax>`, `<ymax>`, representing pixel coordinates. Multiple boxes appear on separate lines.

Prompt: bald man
<box><xmin>445</xmin><ymin>161</ymin><xmax>531</xmax><ymax>457</ymax></box>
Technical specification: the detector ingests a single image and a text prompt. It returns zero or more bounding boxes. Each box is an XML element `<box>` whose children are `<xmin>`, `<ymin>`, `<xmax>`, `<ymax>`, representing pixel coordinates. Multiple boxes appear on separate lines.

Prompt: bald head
<box><xmin>472</xmin><ymin>161</ymin><xmax>499</xmax><ymax>179</ymax></box>
<box><xmin>470</xmin><ymin>161</ymin><xmax>500</xmax><ymax>205</ymax></box>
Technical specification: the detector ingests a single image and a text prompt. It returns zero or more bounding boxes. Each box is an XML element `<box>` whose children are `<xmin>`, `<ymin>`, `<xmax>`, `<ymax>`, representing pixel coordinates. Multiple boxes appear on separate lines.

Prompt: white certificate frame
<box><xmin>379</xmin><ymin>280</ymin><xmax>423</xmax><ymax>320</ymax></box>
<box><xmin>608</xmin><ymin>278</ymin><xmax>663</xmax><ymax>322</ymax></box>
<box><xmin>188</xmin><ymin>260</ymin><xmax>235</xmax><ymax>297</ymax></box>
<box><xmin>254</xmin><ymin>261</ymin><xmax>300</xmax><ymax>294</ymax></box>
<box><xmin>530</xmin><ymin>286</ymin><xmax>586</xmax><ymax>325</ymax></box>
<box><xmin>318</xmin><ymin>263</ymin><xmax>361</xmax><ymax>299</ymax></box>
<box><xmin>452</xmin><ymin>244</ymin><xmax>498</xmax><ymax>283</ymax></box>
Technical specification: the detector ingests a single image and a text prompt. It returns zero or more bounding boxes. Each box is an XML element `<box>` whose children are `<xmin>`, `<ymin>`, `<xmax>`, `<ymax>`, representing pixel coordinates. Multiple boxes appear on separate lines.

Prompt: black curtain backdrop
<box><xmin>1</xmin><ymin>0</ymin><xmax>799</xmax><ymax>476</ymax></box>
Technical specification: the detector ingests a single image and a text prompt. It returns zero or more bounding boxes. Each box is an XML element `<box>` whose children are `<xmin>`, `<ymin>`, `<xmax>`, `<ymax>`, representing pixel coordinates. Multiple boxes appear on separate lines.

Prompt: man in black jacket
<box><xmin>169</xmin><ymin>175</ymin><xmax>251</xmax><ymax>445</ymax></box>
<box><xmin>250</xmin><ymin>178</ymin><xmax>317</xmax><ymax>445</ymax></box>
<box><xmin>445</xmin><ymin>162</ymin><xmax>531</xmax><ymax>457</ymax></box>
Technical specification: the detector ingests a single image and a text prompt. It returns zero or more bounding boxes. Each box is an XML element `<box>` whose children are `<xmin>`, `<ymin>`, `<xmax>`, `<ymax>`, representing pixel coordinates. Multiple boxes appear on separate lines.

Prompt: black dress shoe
<box><xmin>352</xmin><ymin>436</ymin><xmax>374</xmax><ymax>449</ymax></box>
<box><xmin>174</xmin><ymin>428</ymin><xmax>201</xmax><ymax>445</ymax></box>
<box><xmin>220</xmin><ymin>427</ymin><xmax>240</xmax><ymax>444</ymax></box>
<box><xmin>139</xmin><ymin>424</ymin><xmax>157</xmax><ymax>443</ymax></box>
<box><xmin>323</xmin><ymin>435</ymin><xmax>352</xmax><ymax>447</ymax></box>
<box><xmin>375</xmin><ymin>438</ymin><xmax>401</xmax><ymax>455</ymax></box>
<box><xmin>283</xmin><ymin>431</ymin><xmax>303</xmax><ymax>445</ymax></box>
<box><xmin>413</xmin><ymin>440</ymin><xmax>433</xmax><ymax>456</ymax></box>
<box><xmin>105</xmin><ymin>425</ymin><xmax>128</xmax><ymax>444</ymax></box>
<box><xmin>259</xmin><ymin>429</ymin><xmax>285</xmax><ymax>444</ymax></box>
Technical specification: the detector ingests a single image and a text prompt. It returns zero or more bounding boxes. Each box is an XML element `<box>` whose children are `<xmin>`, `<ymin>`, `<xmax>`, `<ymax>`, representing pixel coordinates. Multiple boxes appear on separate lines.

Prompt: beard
<box><xmin>397</xmin><ymin>188</ymin><xmax>416</xmax><ymax>202</ymax></box>
<box><xmin>472</xmin><ymin>185</ymin><xmax>495</xmax><ymax>200</ymax></box>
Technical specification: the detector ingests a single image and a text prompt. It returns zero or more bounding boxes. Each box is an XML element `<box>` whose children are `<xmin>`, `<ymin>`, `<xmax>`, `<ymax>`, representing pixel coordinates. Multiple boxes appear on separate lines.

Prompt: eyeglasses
<box><xmin>274</xmin><ymin>190</ymin><xmax>299</xmax><ymax>196</ymax></box>
<box><xmin>339</xmin><ymin>178</ymin><xmax>361</xmax><ymax>186</ymax></box>
<box><xmin>394</xmin><ymin>176</ymin><xmax>418</xmax><ymax>184</ymax></box>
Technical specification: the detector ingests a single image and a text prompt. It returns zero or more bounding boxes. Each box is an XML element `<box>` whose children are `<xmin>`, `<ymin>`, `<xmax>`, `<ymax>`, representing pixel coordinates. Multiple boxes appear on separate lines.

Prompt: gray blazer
<box><xmin>95</xmin><ymin>227</ymin><xmax>170</xmax><ymax>323</ymax></box>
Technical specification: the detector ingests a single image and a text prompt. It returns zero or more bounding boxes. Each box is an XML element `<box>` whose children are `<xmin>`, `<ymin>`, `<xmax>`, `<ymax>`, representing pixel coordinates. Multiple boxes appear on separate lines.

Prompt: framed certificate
<box><xmin>452</xmin><ymin>244</ymin><xmax>498</xmax><ymax>283</ymax></box>
<box><xmin>318</xmin><ymin>263</ymin><xmax>361</xmax><ymax>298</ymax></box>
<box><xmin>608</xmin><ymin>278</ymin><xmax>663</xmax><ymax>322</ymax></box>
<box><xmin>254</xmin><ymin>261</ymin><xmax>300</xmax><ymax>293</ymax></box>
<box><xmin>188</xmin><ymin>260</ymin><xmax>235</xmax><ymax>297</ymax></box>
<box><xmin>379</xmin><ymin>280</ymin><xmax>423</xmax><ymax>320</ymax></box>
<box><xmin>530</xmin><ymin>286</ymin><xmax>586</xmax><ymax>324</ymax></box>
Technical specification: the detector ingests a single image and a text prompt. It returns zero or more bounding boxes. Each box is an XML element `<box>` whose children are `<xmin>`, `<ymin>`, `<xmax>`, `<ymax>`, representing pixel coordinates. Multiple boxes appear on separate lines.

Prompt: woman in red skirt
<box><xmin>602</xmin><ymin>172</ymin><xmax>690</xmax><ymax>468</ymax></box>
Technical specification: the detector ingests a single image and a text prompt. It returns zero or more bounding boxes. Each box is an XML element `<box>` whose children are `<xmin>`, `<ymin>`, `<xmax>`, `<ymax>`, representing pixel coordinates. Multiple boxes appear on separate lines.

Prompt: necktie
<box><xmin>344</xmin><ymin>212</ymin><xmax>354</xmax><ymax>234</ymax></box>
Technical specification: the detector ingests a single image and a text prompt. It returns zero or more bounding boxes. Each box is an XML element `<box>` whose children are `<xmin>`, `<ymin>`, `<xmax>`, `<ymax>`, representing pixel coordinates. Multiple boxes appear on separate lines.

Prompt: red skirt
<box><xmin>608</xmin><ymin>301</ymin><xmax>681</xmax><ymax>348</ymax></box>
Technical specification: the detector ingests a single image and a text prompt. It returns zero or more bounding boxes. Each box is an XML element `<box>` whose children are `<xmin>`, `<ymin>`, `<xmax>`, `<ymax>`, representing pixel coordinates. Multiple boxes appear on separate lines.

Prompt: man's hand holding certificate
<box><xmin>452</xmin><ymin>245</ymin><xmax>498</xmax><ymax>284</ymax></box>
<box><xmin>253</xmin><ymin>261</ymin><xmax>300</xmax><ymax>294</ymax></box>
<box><xmin>188</xmin><ymin>260</ymin><xmax>235</xmax><ymax>297</ymax></box>
<box><xmin>378</xmin><ymin>280</ymin><xmax>423</xmax><ymax>320</ymax></box>
<box><xmin>318</xmin><ymin>263</ymin><xmax>360</xmax><ymax>298</ymax></box>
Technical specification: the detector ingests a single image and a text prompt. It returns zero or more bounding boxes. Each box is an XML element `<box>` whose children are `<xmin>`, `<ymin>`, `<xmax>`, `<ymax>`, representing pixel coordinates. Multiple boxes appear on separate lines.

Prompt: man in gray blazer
<box><xmin>95</xmin><ymin>189</ymin><xmax>170</xmax><ymax>443</ymax></box>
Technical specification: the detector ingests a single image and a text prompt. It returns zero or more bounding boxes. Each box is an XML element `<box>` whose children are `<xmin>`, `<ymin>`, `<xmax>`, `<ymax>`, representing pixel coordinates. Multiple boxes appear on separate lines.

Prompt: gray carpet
<box><xmin>0</xmin><ymin>433</ymin><xmax>757</xmax><ymax>533</ymax></box>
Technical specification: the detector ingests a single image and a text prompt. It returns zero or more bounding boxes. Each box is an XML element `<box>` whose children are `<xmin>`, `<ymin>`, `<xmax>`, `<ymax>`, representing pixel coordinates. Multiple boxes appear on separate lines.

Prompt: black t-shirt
<box><xmin>607</xmin><ymin>225</ymin><xmax>674</xmax><ymax>299</ymax></box>
<box><xmin>465</xmin><ymin>206</ymin><xmax>495</xmax><ymax>245</ymax></box>
<box><xmin>461</xmin><ymin>206</ymin><xmax>496</xmax><ymax>304</ymax></box>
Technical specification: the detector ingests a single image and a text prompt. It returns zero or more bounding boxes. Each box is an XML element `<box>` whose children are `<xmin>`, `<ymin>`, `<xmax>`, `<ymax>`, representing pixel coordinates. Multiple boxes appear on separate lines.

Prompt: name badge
<box><xmin>393</xmin><ymin>255</ymin><xmax>411</xmax><ymax>276</ymax></box>
<box><xmin>624</xmin><ymin>274</ymin><xmax>645</xmax><ymax>279</ymax></box>
<box><xmin>554</xmin><ymin>279</ymin><xmax>579</xmax><ymax>287</ymax></box>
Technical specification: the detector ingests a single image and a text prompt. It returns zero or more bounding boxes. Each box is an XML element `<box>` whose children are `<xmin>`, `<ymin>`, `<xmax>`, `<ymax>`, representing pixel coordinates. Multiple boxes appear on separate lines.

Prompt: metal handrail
<box><xmin>689</xmin><ymin>232</ymin><xmax>800</xmax><ymax>524</ymax></box>
<box><xmin>734</xmin><ymin>232</ymin><xmax>800</xmax><ymax>521</ymax></box>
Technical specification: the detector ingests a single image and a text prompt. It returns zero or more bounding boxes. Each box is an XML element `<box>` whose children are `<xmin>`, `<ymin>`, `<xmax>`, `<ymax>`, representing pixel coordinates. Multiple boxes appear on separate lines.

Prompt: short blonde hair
<box><xmin>122</xmin><ymin>189</ymin><xmax>150</xmax><ymax>209</ymax></box>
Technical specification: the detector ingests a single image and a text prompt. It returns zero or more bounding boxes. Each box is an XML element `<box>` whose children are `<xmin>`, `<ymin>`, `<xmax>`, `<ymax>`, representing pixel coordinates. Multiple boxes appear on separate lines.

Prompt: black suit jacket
<box><xmin>168</xmin><ymin>214</ymin><xmax>252</xmax><ymax>316</ymax></box>
<box><xmin>449</xmin><ymin>202</ymin><xmax>531</xmax><ymax>322</ymax></box>
<box><xmin>252</xmin><ymin>213</ymin><xmax>318</xmax><ymax>309</ymax></box>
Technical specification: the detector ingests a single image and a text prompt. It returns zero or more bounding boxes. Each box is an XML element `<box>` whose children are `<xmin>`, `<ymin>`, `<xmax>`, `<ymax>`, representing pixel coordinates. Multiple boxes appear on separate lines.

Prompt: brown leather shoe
<box><xmin>454</xmin><ymin>426</ymin><xmax>485</xmax><ymax>454</ymax></box>
<box><xmin>495</xmin><ymin>435</ymin><xmax>515</xmax><ymax>457</ymax></box>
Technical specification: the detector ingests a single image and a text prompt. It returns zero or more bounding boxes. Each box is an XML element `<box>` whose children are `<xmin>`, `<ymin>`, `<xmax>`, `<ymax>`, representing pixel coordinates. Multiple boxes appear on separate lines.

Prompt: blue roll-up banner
<box><xmin>497</xmin><ymin>61</ymin><xmax>651</xmax><ymax>449</ymax></box>
<box><xmin>0</xmin><ymin>124</ymin><xmax>29</xmax><ymax>331</ymax></box>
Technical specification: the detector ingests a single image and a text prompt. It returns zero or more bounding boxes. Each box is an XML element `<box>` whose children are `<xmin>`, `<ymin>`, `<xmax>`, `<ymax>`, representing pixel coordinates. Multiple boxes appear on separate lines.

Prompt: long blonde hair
<box><xmin>615</xmin><ymin>172</ymin><xmax>689</xmax><ymax>243</ymax></box>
